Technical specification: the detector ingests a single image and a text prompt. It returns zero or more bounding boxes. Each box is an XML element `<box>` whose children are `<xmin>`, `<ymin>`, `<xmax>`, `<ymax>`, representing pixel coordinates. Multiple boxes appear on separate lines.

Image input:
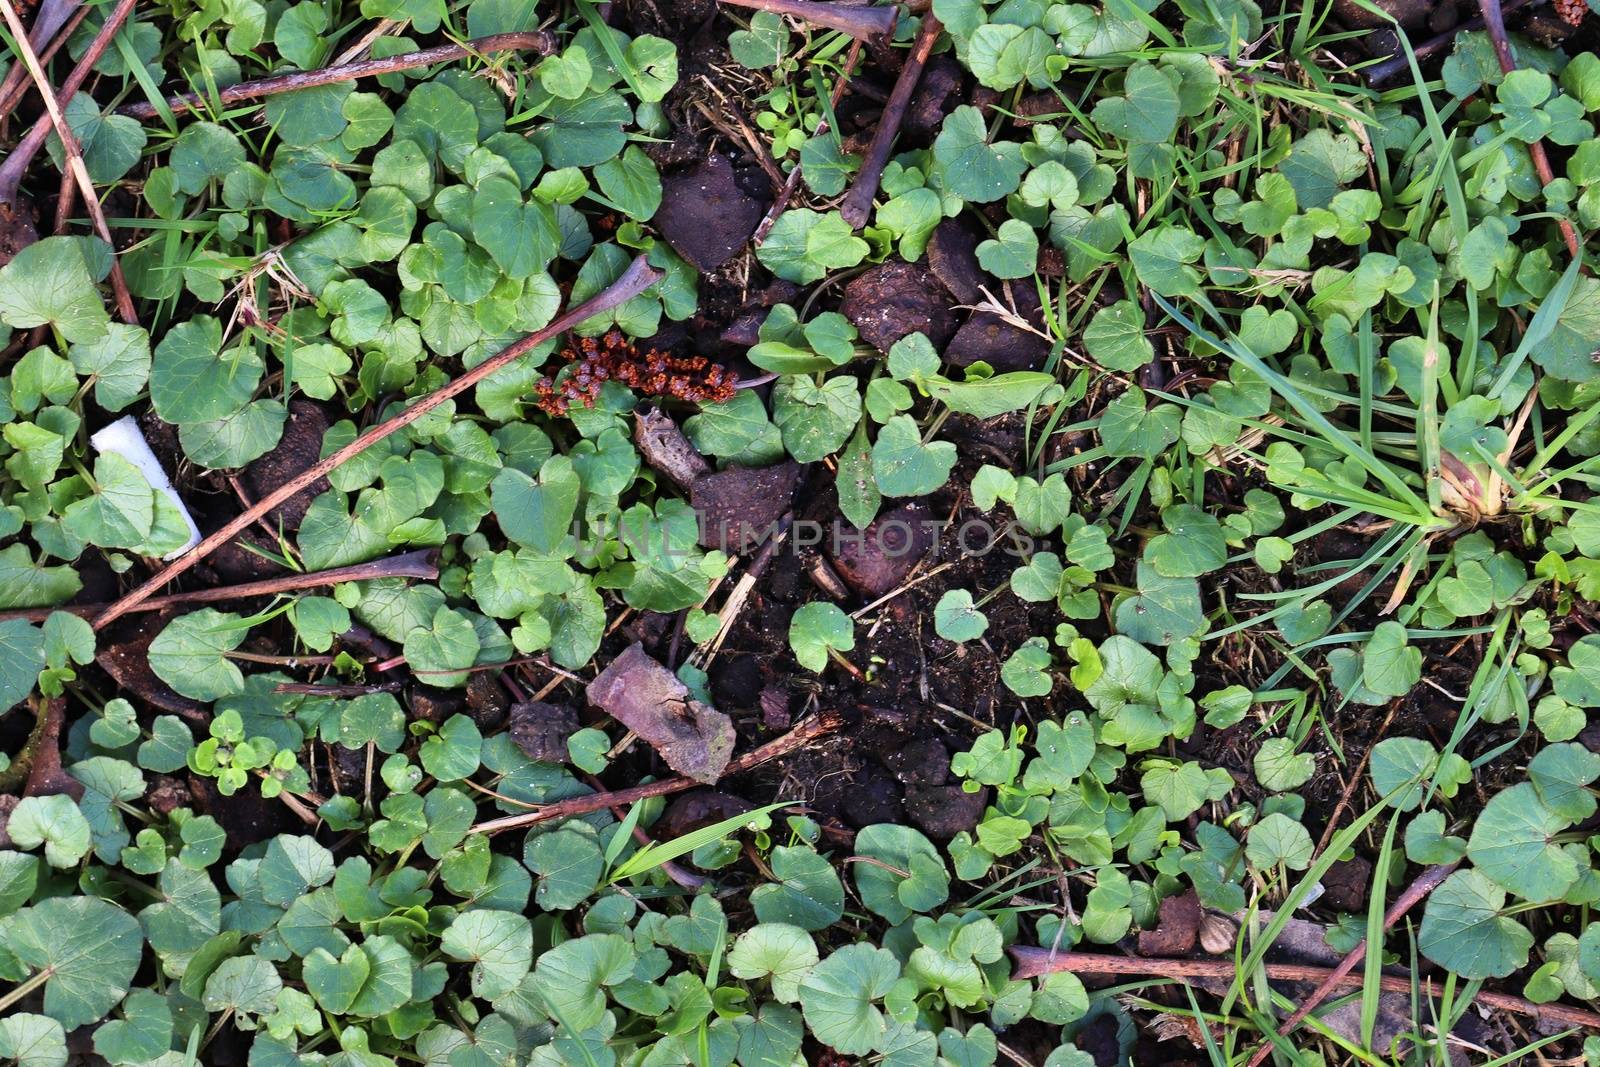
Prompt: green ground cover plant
<box><xmin>2</xmin><ymin>0</ymin><xmax>1600</xmax><ymax>1063</ymax></box>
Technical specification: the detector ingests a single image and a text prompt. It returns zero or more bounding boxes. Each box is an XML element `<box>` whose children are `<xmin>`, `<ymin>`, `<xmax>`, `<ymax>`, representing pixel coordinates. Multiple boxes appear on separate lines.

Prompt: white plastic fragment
<box><xmin>89</xmin><ymin>416</ymin><xmax>202</xmax><ymax>560</ymax></box>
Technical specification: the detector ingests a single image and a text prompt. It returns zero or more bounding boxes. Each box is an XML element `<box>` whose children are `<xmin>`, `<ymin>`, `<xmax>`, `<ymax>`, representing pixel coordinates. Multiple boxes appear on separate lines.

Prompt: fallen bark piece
<box><xmin>635</xmin><ymin>406</ymin><xmax>711</xmax><ymax>493</ymax></box>
<box><xmin>587</xmin><ymin>643</ymin><xmax>736</xmax><ymax>783</ymax></box>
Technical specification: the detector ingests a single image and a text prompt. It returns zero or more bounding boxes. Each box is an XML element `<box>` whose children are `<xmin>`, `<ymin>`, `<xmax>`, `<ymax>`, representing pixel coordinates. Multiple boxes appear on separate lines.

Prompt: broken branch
<box><xmin>1243</xmin><ymin>862</ymin><xmax>1458</xmax><ymax>1067</ymax></box>
<box><xmin>0</xmin><ymin>550</ymin><xmax>439</xmax><ymax>623</ymax></box>
<box><xmin>839</xmin><ymin>13</ymin><xmax>941</xmax><ymax>229</ymax></box>
<box><xmin>634</xmin><ymin>405</ymin><xmax>710</xmax><ymax>493</ymax></box>
<box><xmin>0</xmin><ymin>0</ymin><xmax>91</xmax><ymax>122</ymax></box>
<box><xmin>716</xmin><ymin>0</ymin><xmax>896</xmax><ymax>40</ymax></box>
<box><xmin>1007</xmin><ymin>947</ymin><xmax>1600</xmax><ymax>1033</ymax></box>
<box><xmin>1479</xmin><ymin>0</ymin><xmax>1581</xmax><ymax>258</ymax></box>
<box><xmin>0</xmin><ymin>0</ymin><xmax>138</xmax><ymax>321</ymax></box>
<box><xmin>472</xmin><ymin>709</ymin><xmax>844</xmax><ymax>835</ymax></box>
<box><xmin>118</xmin><ymin>31</ymin><xmax>557</xmax><ymax>120</ymax></box>
<box><xmin>91</xmin><ymin>255</ymin><xmax>662</xmax><ymax>630</ymax></box>
<box><xmin>1362</xmin><ymin>0</ymin><xmax>1534</xmax><ymax>85</ymax></box>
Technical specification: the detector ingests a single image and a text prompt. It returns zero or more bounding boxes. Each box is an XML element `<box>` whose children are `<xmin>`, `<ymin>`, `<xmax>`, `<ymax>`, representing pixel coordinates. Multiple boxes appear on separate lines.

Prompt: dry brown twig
<box><xmin>1007</xmin><ymin>946</ymin><xmax>1600</xmax><ymax>1033</ymax></box>
<box><xmin>91</xmin><ymin>255</ymin><xmax>662</xmax><ymax>631</ymax></box>
<box><xmin>118</xmin><ymin>31</ymin><xmax>557</xmax><ymax>120</ymax></box>
<box><xmin>1243</xmin><ymin>862</ymin><xmax>1459</xmax><ymax>1067</ymax></box>
<box><xmin>0</xmin><ymin>0</ymin><xmax>138</xmax><ymax>320</ymax></box>
<box><xmin>839</xmin><ymin>12</ymin><xmax>942</xmax><ymax>229</ymax></box>
<box><xmin>472</xmin><ymin>709</ymin><xmax>845</xmax><ymax>835</ymax></box>
<box><xmin>0</xmin><ymin>550</ymin><xmax>439</xmax><ymax>623</ymax></box>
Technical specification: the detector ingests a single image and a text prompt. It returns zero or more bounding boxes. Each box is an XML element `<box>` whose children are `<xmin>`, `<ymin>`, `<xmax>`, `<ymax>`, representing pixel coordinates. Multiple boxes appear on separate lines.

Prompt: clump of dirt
<box><xmin>926</xmin><ymin>217</ymin><xmax>985</xmax><ymax>305</ymax></box>
<box><xmin>691</xmin><ymin>461</ymin><xmax>801</xmax><ymax>553</ymax></box>
<box><xmin>840</xmin><ymin>261</ymin><xmax>958</xmax><ymax>353</ymax></box>
<box><xmin>509</xmin><ymin>701</ymin><xmax>580</xmax><ymax>763</ymax></box>
<box><xmin>825</xmin><ymin>502</ymin><xmax>938</xmax><ymax>597</ymax></box>
<box><xmin>946</xmin><ymin>279</ymin><xmax>1052</xmax><ymax>371</ymax></box>
<box><xmin>654</xmin><ymin>154</ymin><xmax>770</xmax><ymax>272</ymax></box>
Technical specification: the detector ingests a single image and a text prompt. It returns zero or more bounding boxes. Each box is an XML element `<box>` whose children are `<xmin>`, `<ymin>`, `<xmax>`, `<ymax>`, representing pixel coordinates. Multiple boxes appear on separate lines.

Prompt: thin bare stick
<box><xmin>0</xmin><ymin>550</ymin><xmax>439</xmax><ymax>622</ymax></box>
<box><xmin>716</xmin><ymin>0</ymin><xmax>895</xmax><ymax>39</ymax></box>
<box><xmin>119</xmin><ymin>31</ymin><xmax>556</xmax><ymax>120</ymax></box>
<box><xmin>0</xmin><ymin>0</ymin><xmax>135</xmax><ymax>204</ymax></box>
<box><xmin>92</xmin><ymin>255</ymin><xmax>661</xmax><ymax>630</ymax></box>
<box><xmin>0</xmin><ymin>0</ymin><xmax>138</xmax><ymax>322</ymax></box>
<box><xmin>1362</xmin><ymin>0</ymin><xmax>1535</xmax><ymax>85</ymax></box>
<box><xmin>1243</xmin><ymin>862</ymin><xmax>1459</xmax><ymax>1067</ymax></box>
<box><xmin>1007</xmin><ymin>947</ymin><xmax>1600</xmax><ymax>1032</ymax></box>
<box><xmin>751</xmin><ymin>39</ymin><xmax>861</xmax><ymax>246</ymax></box>
<box><xmin>580</xmin><ymin>772</ymin><xmax>708</xmax><ymax>890</ymax></box>
<box><xmin>0</xmin><ymin>0</ymin><xmax>91</xmax><ymax>122</ymax></box>
<box><xmin>472</xmin><ymin>710</ymin><xmax>844</xmax><ymax>835</ymax></box>
<box><xmin>1480</xmin><ymin>0</ymin><xmax>1580</xmax><ymax>258</ymax></box>
<box><xmin>838</xmin><ymin>13</ymin><xmax>941</xmax><ymax>229</ymax></box>
<box><xmin>273</xmin><ymin>680</ymin><xmax>405</xmax><ymax>696</ymax></box>
<box><xmin>694</xmin><ymin>514</ymin><xmax>792</xmax><ymax>666</ymax></box>
<box><xmin>332</xmin><ymin>17</ymin><xmax>398</xmax><ymax>65</ymax></box>
<box><xmin>850</xmin><ymin>560</ymin><xmax>952</xmax><ymax>620</ymax></box>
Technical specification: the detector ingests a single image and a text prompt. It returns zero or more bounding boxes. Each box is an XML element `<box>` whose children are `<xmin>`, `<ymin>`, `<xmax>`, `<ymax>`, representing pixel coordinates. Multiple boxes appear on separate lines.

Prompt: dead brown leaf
<box><xmin>587</xmin><ymin>643</ymin><xmax>736</xmax><ymax>784</ymax></box>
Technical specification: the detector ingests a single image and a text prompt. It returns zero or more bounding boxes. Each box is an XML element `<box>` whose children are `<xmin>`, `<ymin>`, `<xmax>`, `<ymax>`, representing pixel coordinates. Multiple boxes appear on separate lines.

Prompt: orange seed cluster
<box><xmin>533</xmin><ymin>329</ymin><xmax>738</xmax><ymax>416</ymax></box>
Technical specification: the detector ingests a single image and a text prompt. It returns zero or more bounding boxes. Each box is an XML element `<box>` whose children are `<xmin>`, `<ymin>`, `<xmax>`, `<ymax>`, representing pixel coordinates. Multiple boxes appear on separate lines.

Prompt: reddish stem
<box><xmin>1243</xmin><ymin>862</ymin><xmax>1458</xmax><ymax>1067</ymax></box>
<box><xmin>472</xmin><ymin>710</ymin><xmax>844</xmax><ymax>835</ymax></box>
<box><xmin>0</xmin><ymin>0</ymin><xmax>136</xmax><ymax>202</ymax></box>
<box><xmin>0</xmin><ymin>550</ymin><xmax>439</xmax><ymax>623</ymax></box>
<box><xmin>1479</xmin><ymin>0</ymin><xmax>1581</xmax><ymax>258</ymax></box>
<box><xmin>91</xmin><ymin>255</ymin><xmax>661</xmax><ymax>630</ymax></box>
<box><xmin>118</xmin><ymin>31</ymin><xmax>556</xmax><ymax>120</ymax></box>
<box><xmin>1006</xmin><ymin>947</ymin><xmax>1600</xmax><ymax>1032</ymax></box>
<box><xmin>839</xmin><ymin>13</ymin><xmax>941</xmax><ymax>229</ymax></box>
<box><xmin>0</xmin><ymin>0</ymin><xmax>136</xmax><ymax>323</ymax></box>
<box><xmin>0</xmin><ymin>0</ymin><xmax>91</xmax><ymax>123</ymax></box>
